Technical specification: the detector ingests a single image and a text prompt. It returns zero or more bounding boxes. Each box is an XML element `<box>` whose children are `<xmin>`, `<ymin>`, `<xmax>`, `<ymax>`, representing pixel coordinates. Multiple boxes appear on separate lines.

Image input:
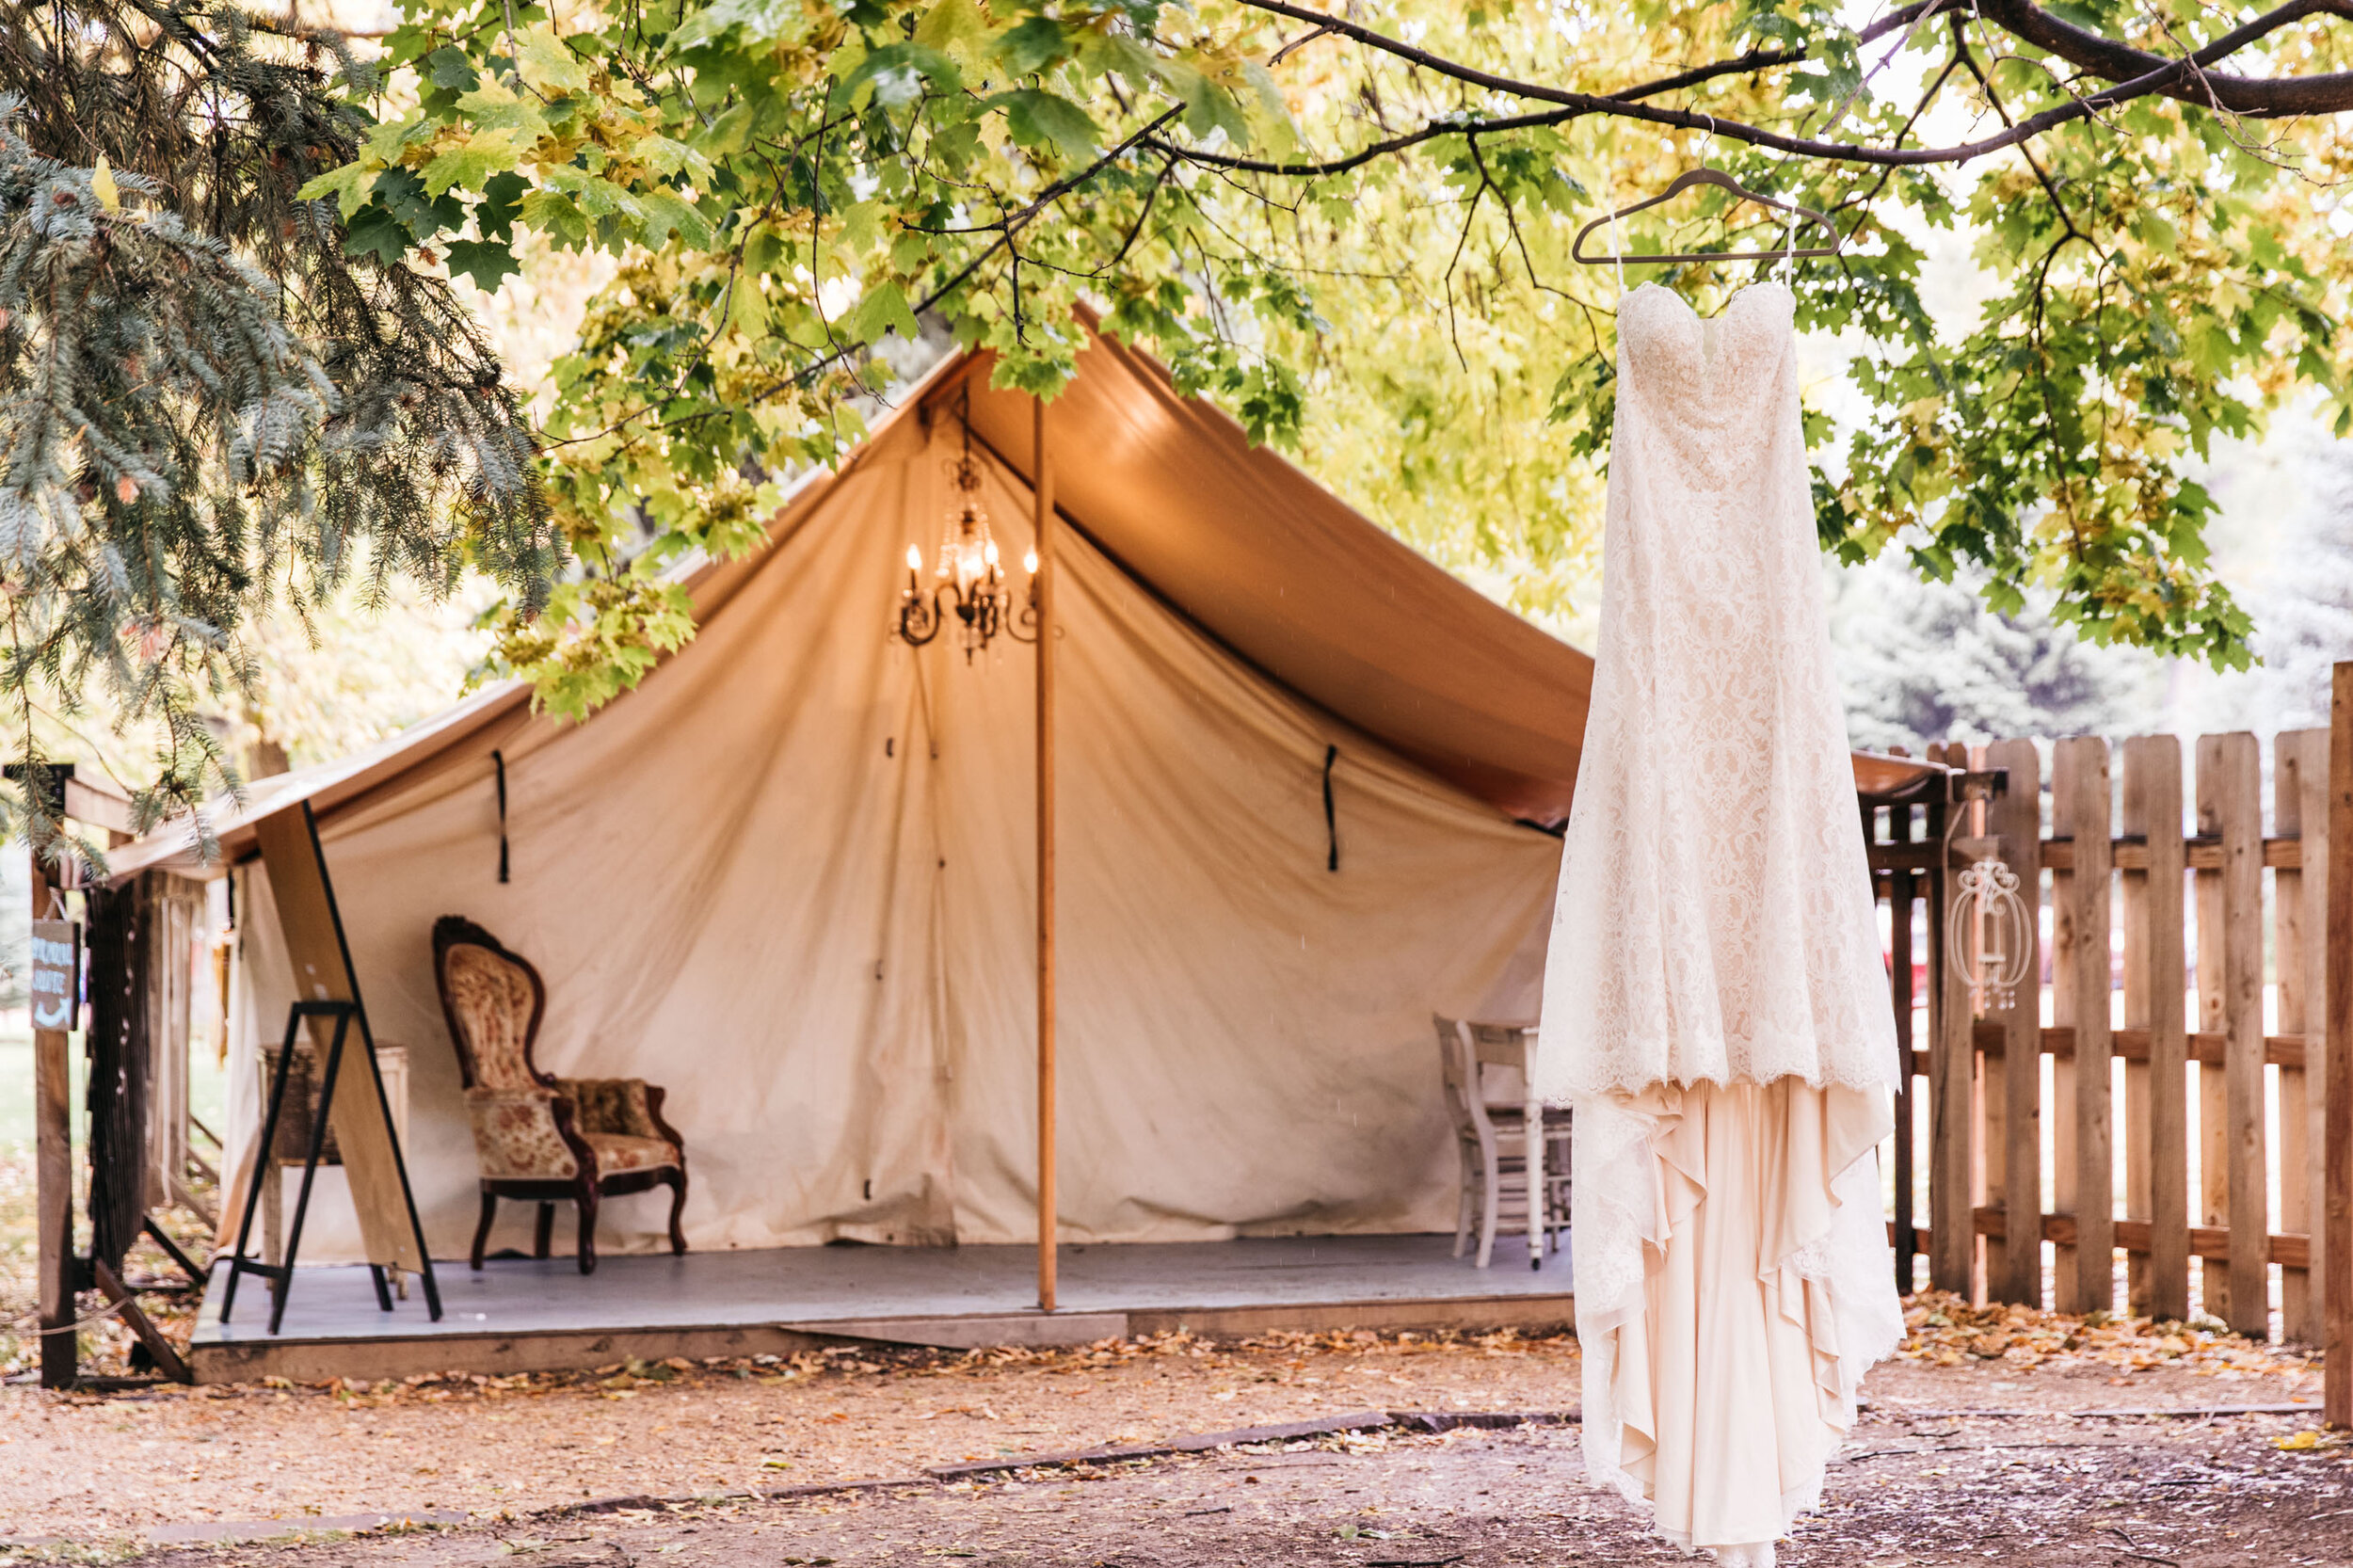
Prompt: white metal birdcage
<box><xmin>1946</xmin><ymin>855</ymin><xmax>2034</xmax><ymax>1016</ymax></box>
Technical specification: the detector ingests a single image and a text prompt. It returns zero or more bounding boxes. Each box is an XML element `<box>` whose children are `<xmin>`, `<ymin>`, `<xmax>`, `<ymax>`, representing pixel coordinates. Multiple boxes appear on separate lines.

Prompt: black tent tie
<box><xmin>493</xmin><ymin>749</ymin><xmax>510</xmax><ymax>884</ymax></box>
<box><xmin>1321</xmin><ymin>744</ymin><xmax>1339</xmax><ymax>872</ymax></box>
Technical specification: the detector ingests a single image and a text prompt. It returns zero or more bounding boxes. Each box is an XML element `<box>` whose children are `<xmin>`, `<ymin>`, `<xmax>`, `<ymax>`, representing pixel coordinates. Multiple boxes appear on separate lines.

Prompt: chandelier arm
<box><xmin>898</xmin><ymin>593</ymin><xmax>943</xmax><ymax>646</ymax></box>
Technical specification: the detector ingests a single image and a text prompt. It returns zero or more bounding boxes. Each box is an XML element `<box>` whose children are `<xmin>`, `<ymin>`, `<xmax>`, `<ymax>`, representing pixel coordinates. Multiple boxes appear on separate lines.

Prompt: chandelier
<box><xmin>896</xmin><ymin>401</ymin><xmax>1037</xmax><ymax>660</ymax></box>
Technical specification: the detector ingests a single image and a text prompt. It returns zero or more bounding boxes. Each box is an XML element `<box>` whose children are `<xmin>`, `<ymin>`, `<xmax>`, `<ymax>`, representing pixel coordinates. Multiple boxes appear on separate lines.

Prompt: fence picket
<box><xmin>2295</xmin><ymin>728</ymin><xmax>2330</xmax><ymax>1345</ymax></box>
<box><xmin>1929</xmin><ymin>742</ymin><xmax>1977</xmax><ymax>1295</ymax></box>
<box><xmin>2197</xmin><ymin>734</ymin><xmax>2268</xmax><ymax>1338</ymax></box>
<box><xmin>2121</xmin><ymin>736</ymin><xmax>2189</xmax><ymax>1320</ymax></box>
<box><xmin>2277</xmin><ymin>729</ymin><xmax>2322</xmax><ymax>1342</ymax></box>
<box><xmin>2054</xmin><ymin>737</ymin><xmax>2115</xmax><ymax>1314</ymax></box>
<box><xmin>1987</xmin><ymin>738</ymin><xmax>2043</xmax><ymax>1306</ymax></box>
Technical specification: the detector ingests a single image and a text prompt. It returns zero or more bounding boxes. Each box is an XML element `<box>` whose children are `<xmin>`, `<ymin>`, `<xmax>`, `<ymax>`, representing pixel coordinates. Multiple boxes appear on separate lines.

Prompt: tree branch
<box><xmin>1971</xmin><ymin>0</ymin><xmax>2353</xmax><ymax>116</ymax></box>
<box><xmin>1217</xmin><ymin>0</ymin><xmax>2353</xmax><ymax>165</ymax></box>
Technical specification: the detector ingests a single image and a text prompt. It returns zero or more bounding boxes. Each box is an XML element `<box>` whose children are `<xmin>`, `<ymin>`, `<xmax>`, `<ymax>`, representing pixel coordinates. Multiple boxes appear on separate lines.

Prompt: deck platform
<box><xmin>189</xmin><ymin>1233</ymin><xmax>1574</xmax><ymax>1384</ymax></box>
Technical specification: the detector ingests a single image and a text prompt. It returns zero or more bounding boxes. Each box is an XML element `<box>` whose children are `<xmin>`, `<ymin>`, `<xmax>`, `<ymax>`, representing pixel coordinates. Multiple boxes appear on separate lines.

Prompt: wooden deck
<box><xmin>188</xmin><ymin>1233</ymin><xmax>1574</xmax><ymax>1384</ymax></box>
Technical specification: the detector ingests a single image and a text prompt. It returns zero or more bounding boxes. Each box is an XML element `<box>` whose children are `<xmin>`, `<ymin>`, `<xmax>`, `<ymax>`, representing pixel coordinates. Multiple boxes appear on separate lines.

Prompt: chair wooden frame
<box><xmin>432</xmin><ymin>917</ymin><xmax>688</xmax><ymax>1274</ymax></box>
<box><xmin>1435</xmin><ymin>1016</ymin><xmax>1569</xmax><ymax>1269</ymax></box>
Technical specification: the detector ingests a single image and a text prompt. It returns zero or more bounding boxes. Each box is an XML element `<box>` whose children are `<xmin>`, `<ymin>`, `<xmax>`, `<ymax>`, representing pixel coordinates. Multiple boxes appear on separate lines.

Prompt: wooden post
<box><xmin>2053</xmin><ymin>737</ymin><xmax>2113</xmax><ymax>1315</ymax></box>
<box><xmin>2122</xmin><ymin>736</ymin><xmax>2189</xmax><ymax>1321</ymax></box>
<box><xmin>1880</xmin><ymin>796</ymin><xmax>1915</xmax><ymax>1290</ymax></box>
<box><xmin>1033</xmin><ymin>393</ymin><xmax>1058</xmax><ymax>1315</ymax></box>
<box><xmin>1988</xmin><ymin>738</ymin><xmax>2044</xmax><ymax>1306</ymax></box>
<box><xmin>2323</xmin><ymin>666</ymin><xmax>2352</xmax><ymax>1426</ymax></box>
<box><xmin>32</xmin><ymin>848</ymin><xmax>75</xmax><ymax>1388</ymax></box>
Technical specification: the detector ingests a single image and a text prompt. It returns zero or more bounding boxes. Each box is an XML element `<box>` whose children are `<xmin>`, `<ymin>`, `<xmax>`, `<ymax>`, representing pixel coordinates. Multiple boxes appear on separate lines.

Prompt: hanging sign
<box><xmin>28</xmin><ymin>919</ymin><xmax>78</xmax><ymax>1033</ymax></box>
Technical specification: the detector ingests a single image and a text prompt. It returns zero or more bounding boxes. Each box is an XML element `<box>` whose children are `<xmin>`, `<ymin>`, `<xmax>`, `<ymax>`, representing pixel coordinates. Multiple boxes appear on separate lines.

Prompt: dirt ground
<box><xmin>0</xmin><ymin>1297</ymin><xmax>2335</xmax><ymax>1564</ymax></box>
<box><xmin>117</xmin><ymin>1411</ymin><xmax>2353</xmax><ymax>1568</ymax></box>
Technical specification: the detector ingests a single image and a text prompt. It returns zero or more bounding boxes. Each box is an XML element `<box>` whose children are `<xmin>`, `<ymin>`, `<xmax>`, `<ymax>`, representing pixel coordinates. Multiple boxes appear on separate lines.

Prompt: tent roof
<box><xmin>104</xmin><ymin>320</ymin><xmax>1920</xmax><ymax>882</ymax></box>
<box><xmin>109</xmin><ymin>325</ymin><xmax>1602</xmax><ymax>880</ymax></box>
<box><xmin>936</xmin><ymin>330</ymin><xmax>1592</xmax><ymax>824</ymax></box>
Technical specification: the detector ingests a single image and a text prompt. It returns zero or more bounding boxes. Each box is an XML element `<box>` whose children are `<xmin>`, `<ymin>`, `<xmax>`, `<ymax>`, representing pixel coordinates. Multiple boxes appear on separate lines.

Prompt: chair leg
<box><xmin>471</xmin><ymin>1191</ymin><xmax>496</xmax><ymax>1272</ymax></box>
<box><xmin>1477</xmin><ymin>1149</ymin><xmax>1501</xmax><ymax>1270</ymax></box>
<box><xmin>1452</xmin><ymin>1145</ymin><xmax>1476</xmax><ymax>1258</ymax></box>
<box><xmin>534</xmin><ymin>1202</ymin><xmax>555</xmax><ymax>1259</ymax></box>
<box><xmin>664</xmin><ymin>1169</ymin><xmax>688</xmax><ymax>1256</ymax></box>
<box><xmin>575</xmin><ymin>1188</ymin><xmax>600</xmax><ymax>1275</ymax></box>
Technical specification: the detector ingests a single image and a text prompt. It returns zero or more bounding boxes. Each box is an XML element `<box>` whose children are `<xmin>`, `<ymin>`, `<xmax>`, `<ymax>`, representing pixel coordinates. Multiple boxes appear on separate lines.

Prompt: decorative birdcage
<box><xmin>1946</xmin><ymin>855</ymin><xmax>2034</xmax><ymax>1016</ymax></box>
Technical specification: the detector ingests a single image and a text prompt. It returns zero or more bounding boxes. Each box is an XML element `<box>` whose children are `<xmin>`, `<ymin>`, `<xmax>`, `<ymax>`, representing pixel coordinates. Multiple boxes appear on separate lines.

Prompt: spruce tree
<box><xmin>0</xmin><ymin>0</ymin><xmax>552</xmax><ymax>860</ymax></box>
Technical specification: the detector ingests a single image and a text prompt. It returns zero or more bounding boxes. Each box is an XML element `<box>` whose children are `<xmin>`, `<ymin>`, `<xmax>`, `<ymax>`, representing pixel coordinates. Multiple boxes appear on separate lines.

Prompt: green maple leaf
<box><xmin>477</xmin><ymin>171</ymin><xmax>529</xmax><ymax>244</ymax></box>
<box><xmin>343</xmin><ymin>200</ymin><xmax>411</xmax><ymax>264</ymax></box>
<box><xmin>996</xmin><ymin>88</ymin><xmax>1097</xmax><ymax>163</ymax></box>
<box><xmin>423</xmin><ymin>130</ymin><xmax>525</xmax><ymax>197</ymax></box>
<box><xmin>444</xmin><ymin>238</ymin><xmax>520</xmax><ymax>290</ymax></box>
<box><xmin>296</xmin><ymin>161</ymin><xmax>378</xmax><ymax>220</ymax></box>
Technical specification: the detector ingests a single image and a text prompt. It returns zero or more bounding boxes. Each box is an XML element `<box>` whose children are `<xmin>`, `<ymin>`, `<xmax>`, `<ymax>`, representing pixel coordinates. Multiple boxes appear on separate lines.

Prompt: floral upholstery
<box><xmin>584</xmin><ymin>1132</ymin><xmax>680</xmax><ymax>1175</ymax></box>
<box><xmin>441</xmin><ymin>944</ymin><xmax>541</xmax><ymax>1090</ymax></box>
<box><xmin>562</xmin><ymin>1077</ymin><xmax>665</xmax><ymax>1143</ymax></box>
<box><xmin>465</xmin><ymin>1086</ymin><xmax>581</xmax><ymax>1182</ymax></box>
<box><xmin>436</xmin><ymin>914</ymin><xmax>689</xmax><ymax>1273</ymax></box>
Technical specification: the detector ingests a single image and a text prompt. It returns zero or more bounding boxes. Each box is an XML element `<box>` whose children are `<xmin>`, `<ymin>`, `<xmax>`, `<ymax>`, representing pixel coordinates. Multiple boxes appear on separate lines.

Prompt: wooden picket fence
<box><xmin>1865</xmin><ymin>730</ymin><xmax>2329</xmax><ymax>1343</ymax></box>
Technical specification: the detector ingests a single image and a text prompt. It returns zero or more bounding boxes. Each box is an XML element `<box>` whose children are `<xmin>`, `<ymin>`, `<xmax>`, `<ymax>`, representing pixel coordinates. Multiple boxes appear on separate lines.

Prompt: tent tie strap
<box><xmin>493</xmin><ymin>749</ymin><xmax>510</xmax><ymax>884</ymax></box>
<box><xmin>1322</xmin><ymin>744</ymin><xmax>1340</xmax><ymax>872</ymax></box>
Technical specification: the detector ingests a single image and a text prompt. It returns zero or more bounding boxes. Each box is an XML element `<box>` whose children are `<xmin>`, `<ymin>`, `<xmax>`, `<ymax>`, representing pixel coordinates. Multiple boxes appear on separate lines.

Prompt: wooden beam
<box><xmin>62</xmin><ymin>776</ymin><xmax>136</xmax><ymax>840</ymax></box>
<box><xmin>1033</xmin><ymin>393</ymin><xmax>1058</xmax><ymax>1316</ymax></box>
<box><xmin>2041</xmin><ymin>835</ymin><xmax>2302</xmax><ymax>872</ymax></box>
<box><xmin>89</xmin><ymin>1256</ymin><xmax>190</xmax><ymax>1384</ymax></box>
<box><xmin>32</xmin><ymin>854</ymin><xmax>74</xmax><ymax>1389</ymax></box>
<box><xmin>1966</xmin><ymin>1022</ymin><xmax>2307</xmax><ymax>1069</ymax></box>
<box><xmin>2325</xmin><ymin>665</ymin><xmax>2353</xmax><ymax>1426</ymax></box>
<box><xmin>1881</xmin><ymin>835</ymin><xmax>2307</xmax><ymax>874</ymax></box>
<box><xmin>1908</xmin><ymin>1209</ymin><xmax>2312</xmax><ymax>1271</ymax></box>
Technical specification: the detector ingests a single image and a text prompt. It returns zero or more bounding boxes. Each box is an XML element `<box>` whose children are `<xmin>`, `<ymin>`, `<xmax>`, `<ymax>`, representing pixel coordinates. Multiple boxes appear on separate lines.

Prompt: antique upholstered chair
<box><xmin>432</xmin><ymin>916</ymin><xmax>688</xmax><ymax>1273</ymax></box>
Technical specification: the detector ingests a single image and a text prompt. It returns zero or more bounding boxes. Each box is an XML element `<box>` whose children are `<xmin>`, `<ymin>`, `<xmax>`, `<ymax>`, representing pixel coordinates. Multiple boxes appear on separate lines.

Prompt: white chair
<box><xmin>1434</xmin><ymin>1016</ymin><xmax>1571</xmax><ymax>1268</ymax></box>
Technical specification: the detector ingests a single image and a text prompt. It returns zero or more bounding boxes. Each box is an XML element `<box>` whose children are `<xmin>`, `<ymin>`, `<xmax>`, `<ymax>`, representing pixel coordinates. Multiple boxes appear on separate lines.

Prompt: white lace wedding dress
<box><xmin>1533</xmin><ymin>280</ymin><xmax>1904</xmax><ymax>1565</ymax></box>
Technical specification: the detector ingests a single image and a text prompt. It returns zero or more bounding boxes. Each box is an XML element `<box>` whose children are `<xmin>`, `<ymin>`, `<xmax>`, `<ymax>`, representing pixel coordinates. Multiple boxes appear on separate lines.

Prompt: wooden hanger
<box><xmin>1573</xmin><ymin>168</ymin><xmax>1841</xmax><ymax>265</ymax></box>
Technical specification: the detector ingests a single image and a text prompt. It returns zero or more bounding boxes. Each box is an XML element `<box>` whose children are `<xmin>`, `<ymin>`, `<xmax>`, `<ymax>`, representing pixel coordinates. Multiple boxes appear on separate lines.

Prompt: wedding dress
<box><xmin>1533</xmin><ymin>280</ymin><xmax>1904</xmax><ymax>1565</ymax></box>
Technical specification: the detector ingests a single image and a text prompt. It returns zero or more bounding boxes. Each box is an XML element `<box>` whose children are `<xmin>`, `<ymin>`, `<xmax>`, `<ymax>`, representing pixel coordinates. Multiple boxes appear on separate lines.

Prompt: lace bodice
<box><xmin>1533</xmin><ymin>282</ymin><xmax>1897</xmax><ymax>1100</ymax></box>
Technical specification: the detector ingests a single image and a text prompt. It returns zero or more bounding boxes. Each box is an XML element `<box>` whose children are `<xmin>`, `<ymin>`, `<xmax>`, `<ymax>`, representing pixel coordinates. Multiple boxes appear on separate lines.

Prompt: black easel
<box><xmin>219</xmin><ymin>1000</ymin><xmax>442</xmax><ymax>1333</ymax></box>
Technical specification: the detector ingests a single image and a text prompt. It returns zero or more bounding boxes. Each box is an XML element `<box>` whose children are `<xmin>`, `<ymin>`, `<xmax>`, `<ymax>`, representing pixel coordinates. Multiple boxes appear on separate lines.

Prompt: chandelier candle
<box><xmin>895</xmin><ymin>392</ymin><xmax>1038</xmax><ymax>659</ymax></box>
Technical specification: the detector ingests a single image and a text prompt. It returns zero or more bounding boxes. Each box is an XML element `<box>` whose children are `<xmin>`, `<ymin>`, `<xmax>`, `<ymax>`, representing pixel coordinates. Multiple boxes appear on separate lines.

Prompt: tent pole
<box><xmin>1034</xmin><ymin>392</ymin><xmax>1059</xmax><ymax>1314</ymax></box>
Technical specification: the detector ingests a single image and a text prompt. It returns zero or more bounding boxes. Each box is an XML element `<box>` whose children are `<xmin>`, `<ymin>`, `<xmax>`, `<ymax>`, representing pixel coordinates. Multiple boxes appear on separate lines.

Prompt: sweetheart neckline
<box><xmin>1624</xmin><ymin>280</ymin><xmax>1791</xmax><ymax>323</ymax></box>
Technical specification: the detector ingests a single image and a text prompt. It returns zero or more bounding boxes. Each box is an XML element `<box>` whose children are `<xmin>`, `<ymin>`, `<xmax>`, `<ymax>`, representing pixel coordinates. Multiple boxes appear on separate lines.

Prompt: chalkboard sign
<box><xmin>28</xmin><ymin>918</ymin><xmax>77</xmax><ymax>1032</ymax></box>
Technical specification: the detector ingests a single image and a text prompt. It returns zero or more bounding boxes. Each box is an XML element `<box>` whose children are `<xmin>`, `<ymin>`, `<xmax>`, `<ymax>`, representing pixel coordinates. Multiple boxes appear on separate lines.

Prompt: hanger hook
<box><xmin>1700</xmin><ymin>114</ymin><xmax>1716</xmax><ymax>166</ymax></box>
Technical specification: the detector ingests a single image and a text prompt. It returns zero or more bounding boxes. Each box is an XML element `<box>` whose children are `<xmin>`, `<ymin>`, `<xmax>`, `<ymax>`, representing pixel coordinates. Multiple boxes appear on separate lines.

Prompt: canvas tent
<box><xmin>110</xmin><ymin>328</ymin><xmax>1603</xmax><ymax>1263</ymax></box>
